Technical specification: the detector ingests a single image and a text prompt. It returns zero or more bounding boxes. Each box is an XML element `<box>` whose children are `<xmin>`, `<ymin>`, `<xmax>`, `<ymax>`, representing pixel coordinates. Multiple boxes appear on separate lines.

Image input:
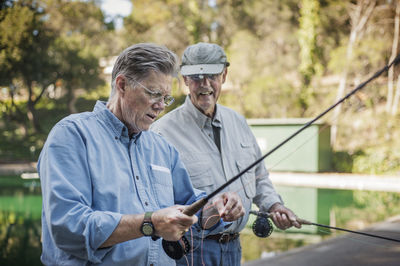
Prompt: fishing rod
<box><xmin>161</xmin><ymin>54</ymin><xmax>400</xmax><ymax>260</ymax></box>
<box><xmin>249</xmin><ymin>210</ymin><xmax>400</xmax><ymax>243</ymax></box>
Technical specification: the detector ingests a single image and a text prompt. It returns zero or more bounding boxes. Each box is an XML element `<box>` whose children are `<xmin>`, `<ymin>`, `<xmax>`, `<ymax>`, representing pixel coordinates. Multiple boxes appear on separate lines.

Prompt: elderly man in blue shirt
<box><xmin>38</xmin><ymin>43</ymin><xmax>244</xmax><ymax>265</ymax></box>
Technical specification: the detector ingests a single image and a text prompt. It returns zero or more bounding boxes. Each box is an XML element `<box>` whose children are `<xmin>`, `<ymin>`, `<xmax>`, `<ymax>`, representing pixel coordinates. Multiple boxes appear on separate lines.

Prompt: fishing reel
<box><xmin>250</xmin><ymin>210</ymin><xmax>274</xmax><ymax>238</ymax></box>
<box><xmin>162</xmin><ymin>236</ymin><xmax>191</xmax><ymax>260</ymax></box>
<box><xmin>151</xmin><ymin>235</ymin><xmax>190</xmax><ymax>260</ymax></box>
<box><xmin>159</xmin><ymin>198</ymin><xmax>207</xmax><ymax>260</ymax></box>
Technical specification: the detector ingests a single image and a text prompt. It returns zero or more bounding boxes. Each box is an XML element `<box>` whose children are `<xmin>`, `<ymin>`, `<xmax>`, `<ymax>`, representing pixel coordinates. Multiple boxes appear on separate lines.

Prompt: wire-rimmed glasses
<box><xmin>130</xmin><ymin>78</ymin><xmax>175</xmax><ymax>107</ymax></box>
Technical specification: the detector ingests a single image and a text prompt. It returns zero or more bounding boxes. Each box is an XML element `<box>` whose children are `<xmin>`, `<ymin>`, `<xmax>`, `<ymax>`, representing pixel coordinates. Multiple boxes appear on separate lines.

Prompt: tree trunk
<box><xmin>66</xmin><ymin>86</ymin><xmax>78</xmax><ymax>114</ymax></box>
<box><xmin>386</xmin><ymin>1</ymin><xmax>400</xmax><ymax>113</ymax></box>
<box><xmin>330</xmin><ymin>0</ymin><xmax>376</xmax><ymax>147</ymax></box>
<box><xmin>26</xmin><ymin>82</ymin><xmax>47</xmax><ymax>133</ymax></box>
<box><xmin>5</xmin><ymin>84</ymin><xmax>28</xmax><ymax>136</ymax></box>
<box><xmin>27</xmin><ymin>97</ymin><xmax>42</xmax><ymax>133</ymax></box>
<box><xmin>392</xmin><ymin>73</ymin><xmax>400</xmax><ymax>115</ymax></box>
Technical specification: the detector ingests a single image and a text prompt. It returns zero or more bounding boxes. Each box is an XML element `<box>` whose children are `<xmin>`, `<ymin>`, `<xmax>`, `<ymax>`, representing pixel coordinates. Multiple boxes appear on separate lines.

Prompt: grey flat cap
<box><xmin>181</xmin><ymin>42</ymin><xmax>229</xmax><ymax>76</ymax></box>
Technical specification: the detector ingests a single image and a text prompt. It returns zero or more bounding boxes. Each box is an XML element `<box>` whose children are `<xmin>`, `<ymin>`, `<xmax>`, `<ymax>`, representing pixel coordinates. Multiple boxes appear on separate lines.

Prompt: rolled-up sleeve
<box><xmin>39</xmin><ymin>123</ymin><xmax>122</xmax><ymax>263</ymax></box>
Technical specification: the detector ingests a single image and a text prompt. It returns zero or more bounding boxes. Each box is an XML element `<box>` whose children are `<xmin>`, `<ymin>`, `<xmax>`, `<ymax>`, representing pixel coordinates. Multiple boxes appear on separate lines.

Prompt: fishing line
<box><xmin>315</xmin><ymin>226</ymin><xmax>392</xmax><ymax>249</ymax></box>
<box><xmin>250</xmin><ymin>210</ymin><xmax>400</xmax><ymax>244</ymax></box>
<box><xmin>161</xmin><ymin>54</ymin><xmax>400</xmax><ymax>260</ymax></box>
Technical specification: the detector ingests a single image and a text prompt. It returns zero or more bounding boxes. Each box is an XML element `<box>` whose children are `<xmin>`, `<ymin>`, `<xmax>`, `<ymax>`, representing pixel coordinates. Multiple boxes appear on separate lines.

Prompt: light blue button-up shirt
<box><xmin>38</xmin><ymin>101</ymin><xmax>217</xmax><ymax>265</ymax></box>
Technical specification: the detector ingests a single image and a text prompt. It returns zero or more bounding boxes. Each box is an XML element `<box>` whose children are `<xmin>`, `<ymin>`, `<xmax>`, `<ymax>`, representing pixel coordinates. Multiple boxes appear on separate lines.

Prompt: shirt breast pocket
<box><xmin>186</xmin><ymin>163</ymin><xmax>214</xmax><ymax>195</ymax></box>
<box><xmin>149</xmin><ymin>164</ymin><xmax>174</xmax><ymax>208</ymax></box>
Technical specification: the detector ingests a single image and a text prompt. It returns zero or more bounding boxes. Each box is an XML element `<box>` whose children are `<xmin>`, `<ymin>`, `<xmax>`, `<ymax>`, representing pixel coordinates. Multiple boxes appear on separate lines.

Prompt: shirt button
<box><xmin>145</xmin><ymin>202</ymin><xmax>148</xmax><ymax>206</ymax></box>
<box><xmin>122</xmin><ymin>128</ymin><xmax>126</xmax><ymax>131</ymax></box>
<box><xmin>136</xmin><ymin>176</ymin><xmax>139</xmax><ymax>180</ymax></box>
<box><xmin>114</xmin><ymin>136</ymin><xmax>118</xmax><ymax>140</ymax></box>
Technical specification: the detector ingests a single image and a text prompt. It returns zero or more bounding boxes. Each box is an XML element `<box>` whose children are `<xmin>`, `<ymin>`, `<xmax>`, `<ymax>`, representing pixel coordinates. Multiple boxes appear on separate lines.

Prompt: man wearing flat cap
<box><xmin>151</xmin><ymin>42</ymin><xmax>301</xmax><ymax>265</ymax></box>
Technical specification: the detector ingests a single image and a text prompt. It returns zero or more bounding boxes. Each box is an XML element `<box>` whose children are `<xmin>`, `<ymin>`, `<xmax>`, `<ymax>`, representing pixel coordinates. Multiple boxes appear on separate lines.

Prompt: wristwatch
<box><xmin>140</xmin><ymin>212</ymin><xmax>155</xmax><ymax>237</ymax></box>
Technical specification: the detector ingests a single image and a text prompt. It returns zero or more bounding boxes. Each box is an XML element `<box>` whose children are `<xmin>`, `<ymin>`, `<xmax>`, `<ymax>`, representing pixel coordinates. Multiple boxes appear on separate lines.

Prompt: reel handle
<box><xmin>161</xmin><ymin>197</ymin><xmax>209</xmax><ymax>260</ymax></box>
<box><xmin>183</xmin><ymin>198</ymin><xmax>208</xmax><ymax>216</ymax></box>
<box><xmin>297</xmin><ymin>218</ymin><xmax>312</xmax><ymax>225</ymax></box>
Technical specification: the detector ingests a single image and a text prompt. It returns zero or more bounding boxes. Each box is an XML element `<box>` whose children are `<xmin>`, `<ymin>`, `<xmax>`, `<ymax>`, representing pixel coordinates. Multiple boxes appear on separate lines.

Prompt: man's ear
<box><xmin>221</xmin><ymin>68</ymin><xmax>228</xmax><ymax>84</ymax></box>
<box><xmin>115</xmin><ymin>75</ymin><xmax>127</xmax><ymax>95</ymax></box>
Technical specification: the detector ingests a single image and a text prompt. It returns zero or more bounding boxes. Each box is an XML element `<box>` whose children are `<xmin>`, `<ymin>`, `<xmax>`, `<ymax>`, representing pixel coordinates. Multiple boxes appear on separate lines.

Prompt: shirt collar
<box><xmin>184</xmin><ymin>95</ymin><xmax>222</xmax><ymax>129</ymax></box>
<box><xmin>94</xmin><ymin>101</ymin><xmax>133</xmax><ymax>139</ymax></box>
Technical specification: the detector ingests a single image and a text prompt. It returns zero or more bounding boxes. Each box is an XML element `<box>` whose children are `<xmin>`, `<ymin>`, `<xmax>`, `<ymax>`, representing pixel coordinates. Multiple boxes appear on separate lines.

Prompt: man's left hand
<box><xmin>268</xmin><ymin>203</ymin><xmax>301</xmax><ymax>230</ymax></box>
<box><xmin>201</xmin><ymin>191</ymin><xmax>245</xmax><ymax>229</ymax></box>
<box><xmin>213</xmin><ymin>191</ymin><xmax>245</xmax><ymax>222</ymax></box>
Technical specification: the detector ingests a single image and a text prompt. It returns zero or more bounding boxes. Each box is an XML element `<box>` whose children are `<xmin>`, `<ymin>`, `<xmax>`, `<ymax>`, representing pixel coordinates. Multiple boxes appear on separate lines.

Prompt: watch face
<box><xmin>142</xmin><ymin>223</ymin><xmax>154</xmax><ymax>236</ymax></box>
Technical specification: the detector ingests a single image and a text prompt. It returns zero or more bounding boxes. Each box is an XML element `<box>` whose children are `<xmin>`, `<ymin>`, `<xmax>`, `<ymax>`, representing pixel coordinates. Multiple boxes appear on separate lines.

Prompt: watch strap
<box><xmin>144</xmin><ymin>211</ymin><xmax>153</xmax><ymax>222</ymax></box>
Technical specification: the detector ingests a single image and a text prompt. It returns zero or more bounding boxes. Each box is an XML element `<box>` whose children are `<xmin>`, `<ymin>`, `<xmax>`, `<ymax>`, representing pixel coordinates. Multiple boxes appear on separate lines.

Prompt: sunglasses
<box><xmin>186</xmin><ymin>73</ymin><xmax>221</xmax><ymax>82</ymax></box>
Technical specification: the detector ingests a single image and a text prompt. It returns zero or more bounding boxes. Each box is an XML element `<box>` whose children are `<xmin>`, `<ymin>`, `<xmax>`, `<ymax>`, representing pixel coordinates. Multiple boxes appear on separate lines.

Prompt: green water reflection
<box><xmin>0</xmin><ymin>175</ymin><xmax>42</xmax><ymax>266</ymax></box>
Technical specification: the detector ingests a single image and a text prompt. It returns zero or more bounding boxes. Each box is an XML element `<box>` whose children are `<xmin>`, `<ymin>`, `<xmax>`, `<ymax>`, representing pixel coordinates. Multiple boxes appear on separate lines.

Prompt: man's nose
<box><xmin>153</xmin><ymin>100</ymin><xmax>165</xmax><ymax>110</ymax></box>
<box><xmin>200</xmin><ymin>77</ymin><xmax>211</xmax><ymax>86</ymax></box>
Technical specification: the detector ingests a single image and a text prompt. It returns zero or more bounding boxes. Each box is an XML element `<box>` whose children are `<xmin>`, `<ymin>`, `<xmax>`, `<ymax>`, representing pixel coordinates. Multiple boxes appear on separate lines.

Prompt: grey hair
<box><xmin>109</xmin><ymin>43</ymin><xmax>178</xmax><ymax>99</ymax></box>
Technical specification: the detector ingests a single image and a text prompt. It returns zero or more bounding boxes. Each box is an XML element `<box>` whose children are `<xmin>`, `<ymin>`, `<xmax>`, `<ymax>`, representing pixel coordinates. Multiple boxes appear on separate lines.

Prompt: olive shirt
<box><xmin>151</xmin><ymin>96</ymin><xmax>283</xmax><ymax>233</ymax></box>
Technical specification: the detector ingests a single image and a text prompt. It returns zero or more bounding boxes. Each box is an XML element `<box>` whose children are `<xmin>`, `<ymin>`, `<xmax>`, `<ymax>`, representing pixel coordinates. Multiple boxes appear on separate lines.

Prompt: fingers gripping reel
<box><xmin>162</xmin><ymin>237</ymin><xmax>190</xmax><ymax>260</ymax></box>
<box><xmin>250</xmin><ymin>210</ymin><xmax>274</xmax><ymax>238</ymax></box>
<box><xmin>161</xmin><ymin>198</ymin><xmax>208</xmax><ymax>260</ymax></box>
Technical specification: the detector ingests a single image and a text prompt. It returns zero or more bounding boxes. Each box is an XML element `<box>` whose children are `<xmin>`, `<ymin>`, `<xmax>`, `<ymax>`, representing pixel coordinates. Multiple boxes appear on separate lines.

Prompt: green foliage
<box><xmin>333</xmin><ymin>191</ymin><xmax>400</xmax><ymax>229</ymax></box>
<box><xmin>352</xmin><ymin>147</ymin><xmax>400</xmax><ymax>175</ymax></box>
<box><xmin>0</xmin><ymin>0</ymin><xmax>399</xmax><ymax>178</ymax></box>
<box><xmin>0</xmin><ymin>212</ymin><xmax>42</xmax><ymax>266</ymax></box>
<box><xmin>297</xmin><ymin>0</ymin><xmax>323</xmax><ymax>112</ymax></box>
<box><xmin>242</xmin><ymin>75</ymin><xmax>300</xmax><ymax>118</ymax></box>
<box><xmin>0</xmin><ymin>96</ymin><xmax>94</xmax><ymax>162</ymax></box>
<box><xmin>298</xmin><ymin>0</ymin><xmax>323</xmax><ymax>83</ymax></box>
<box><xmin>0</xmin><ymin>0</ymin><xmax>108</xmax><ymax>132</ymax></box>
<box><xmin>332</xmin><ymin>151</ymin><xmax>353</xmax><ymax>173</ymax></box>
<box><xmin>0</xmin><ymin>179</ymin><xmax>42</xmax><ymax>266</ymax></box>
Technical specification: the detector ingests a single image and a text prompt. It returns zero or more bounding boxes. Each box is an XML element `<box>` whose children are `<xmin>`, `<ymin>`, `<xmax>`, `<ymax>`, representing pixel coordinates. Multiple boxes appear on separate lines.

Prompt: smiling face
<box><xmin>184</xmin><ymin>68</ymin><xmax>227</xmax><ymax>117</ymax></box>
<box><xmin>115</xmin><ymin>71</ymin><xmax>172</xmax><ymax>135</ymax></box>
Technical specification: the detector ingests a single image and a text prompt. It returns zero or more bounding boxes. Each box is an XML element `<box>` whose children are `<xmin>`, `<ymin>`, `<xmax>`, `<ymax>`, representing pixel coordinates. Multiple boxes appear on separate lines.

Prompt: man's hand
<box><xmin>268</xmin><ymin>203</ymin><xmax>301</xmax><ymax>230</ymax></box>
<box><xmin>213</xmin><ymin>192</ymin><xmax>245</xmax><ymax>221</ymax></box>
<box><xmin>202</xmin><ymin>192</ymin><xmax>245</xmax><ymax>229</ymax></box>
<box><xmin>152</xmin><ymin>205</ymin><xmax>198</xmax><ymax>241</ymax></box>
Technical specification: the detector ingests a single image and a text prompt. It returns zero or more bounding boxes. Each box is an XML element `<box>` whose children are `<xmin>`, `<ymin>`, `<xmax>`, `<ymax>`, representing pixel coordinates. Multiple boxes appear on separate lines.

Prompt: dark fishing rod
<box><xmin>250</xmin><ymin>210</ymin><xmax>400</xmax><ymax>243</ymax></box>
<box><xmin>161</xmin><ymin>54</ymin><xmax>400</xmax><ymax>259</ymax></box>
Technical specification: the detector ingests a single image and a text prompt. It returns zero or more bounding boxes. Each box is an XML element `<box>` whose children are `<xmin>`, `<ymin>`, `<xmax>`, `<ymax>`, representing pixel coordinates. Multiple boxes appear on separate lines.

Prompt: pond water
<box><xmin>0</xmin><ymin>175</ymin><xmax>42</xmax><ymax>266</ymax></box>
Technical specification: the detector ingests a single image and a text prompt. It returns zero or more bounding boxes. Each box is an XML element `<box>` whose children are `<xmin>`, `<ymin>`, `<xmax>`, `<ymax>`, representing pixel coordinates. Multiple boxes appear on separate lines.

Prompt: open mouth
<box><xmin>146</xmin><ymin>114</ymin><xmax>156</xmax><ymax>120</ymax></box>
<box><xmin>199</xmin><ymin>91</ymin><xmax>213</xmax><ymax>96</ymax></box>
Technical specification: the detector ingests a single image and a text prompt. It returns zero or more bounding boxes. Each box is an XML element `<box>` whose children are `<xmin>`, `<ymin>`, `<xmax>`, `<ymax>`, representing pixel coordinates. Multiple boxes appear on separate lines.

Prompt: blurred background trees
<box><xmin>1</xmin><ymin>0</ymin><xmax>400</xmax><ymax>174</ymax></box>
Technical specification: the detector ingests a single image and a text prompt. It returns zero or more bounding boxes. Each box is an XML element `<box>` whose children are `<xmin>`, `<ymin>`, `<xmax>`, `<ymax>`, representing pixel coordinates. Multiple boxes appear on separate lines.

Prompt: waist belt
<box><xmin>205</xmin><ymin>233</ymin><xmax>240</xmax><ymax>244</ymax></box>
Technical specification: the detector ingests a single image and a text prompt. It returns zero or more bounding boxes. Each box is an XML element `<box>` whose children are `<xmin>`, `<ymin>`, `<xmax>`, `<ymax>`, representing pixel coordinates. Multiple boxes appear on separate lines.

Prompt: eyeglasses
<box><xmin>186</xmin><ymin>74</ymin><xmax>221</xmax><ymax>82</ymax></box>
<box><xmin>130</xmin><ymin>78</ymin><xmax>175</xmax><ymax>107</ymax></box>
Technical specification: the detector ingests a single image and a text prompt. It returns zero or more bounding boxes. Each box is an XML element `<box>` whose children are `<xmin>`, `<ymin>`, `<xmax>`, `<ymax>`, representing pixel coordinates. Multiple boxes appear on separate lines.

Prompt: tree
<box><xmin>43</xmin><ymin>0</ymin><xmax>107</xmax><ymax>113</ymax></box>
<box><xmin>330</xmin><ymin>0</ymin><xmax>377</xmax><ymax>147</ymax></box>
<box><xmin>297</xmin><ymin>0</ymin><xmax>323</xmax><ymax>113</ymax></box>
<box><xmin>0</xmin><ymin>2</ymin><xmax>58</xmax><ymax>132</ymax></box>
<box><xmin>0</xmin><ymin>0</ymin><xmax>107</xmax><ymax>132</ymax></box>
<box><xmin>387</xmin><ymin>1</ymin><xmax>400</xmax><ymax>115</ymax></box>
